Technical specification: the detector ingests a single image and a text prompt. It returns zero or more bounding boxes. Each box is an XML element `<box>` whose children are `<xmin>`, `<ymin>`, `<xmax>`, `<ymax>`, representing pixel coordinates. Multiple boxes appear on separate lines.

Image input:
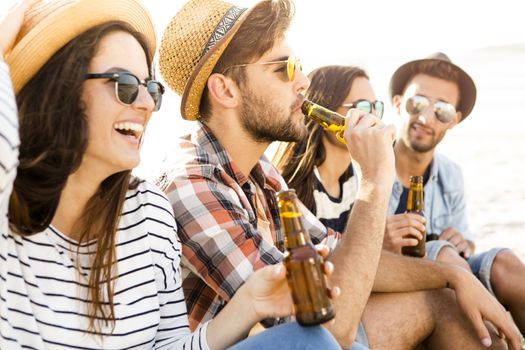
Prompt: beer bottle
<box><xmin>276</xmin><ymin>189</ymin><xmax>335</xmax><ymax>326</ymax></box>
<box><xmin>301</xmin><ymin>99</ymin><xmax>346</xmax><ymax>144</ymax></box>
<box><xmin>401</xmin><ymin>176</ymin><xmax>426</xmax><ymax>257</ymax></box>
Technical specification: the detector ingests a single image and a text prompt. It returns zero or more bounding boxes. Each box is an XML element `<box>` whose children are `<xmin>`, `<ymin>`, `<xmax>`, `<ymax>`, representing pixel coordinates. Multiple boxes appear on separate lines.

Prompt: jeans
<box><xmin>228</xmin><ymin>322</ymin><xmax>369</xmax><ymax>350</ymax></box>
<box><xmin>426</xmin><ymin>240</ymin><xmax>505</xmax><ymax>294</ymax></box>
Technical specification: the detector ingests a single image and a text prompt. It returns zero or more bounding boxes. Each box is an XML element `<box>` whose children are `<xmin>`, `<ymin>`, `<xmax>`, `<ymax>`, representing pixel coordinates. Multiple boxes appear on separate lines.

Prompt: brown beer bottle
<box><xmin>301</xmin><ymin>99</ymin><xmax>346</xmax><ymax>144</ymax></box>
<box><xmin>401</xmin><ymin>176</ymin><xmax>426</xmax><ymax>257</ymax></box>
<box><xmin>276</xmin><ymin>189</ymin><xmax>335</xmax><ymax>326</ymax></box>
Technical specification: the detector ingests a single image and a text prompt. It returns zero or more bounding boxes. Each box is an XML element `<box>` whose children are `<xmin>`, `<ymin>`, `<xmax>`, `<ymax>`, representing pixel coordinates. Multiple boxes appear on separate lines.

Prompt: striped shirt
<box><xmin>0</xmin><ymin>62</ymin><xmax>210</xmax><ymax>349</ymax></box>
<box><xmin>313</xmin><ymin>165</ymin><xmax>356</xmax><ymax>233</ymax></box>
<box><xmin>158</xmin><ymin>123</ymin><xmax>340</xmax><ymax>330</ymax></box>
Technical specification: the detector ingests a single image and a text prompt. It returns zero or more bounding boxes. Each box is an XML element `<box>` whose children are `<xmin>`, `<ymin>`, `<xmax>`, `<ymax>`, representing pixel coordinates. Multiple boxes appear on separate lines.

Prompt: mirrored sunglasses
<box><xmin>223</xmin><ymin>56</ymin><xmax>302</xmax><ymax>82</ymax></box>
<box><xmin>405</xmin><ymin>95</ymin><xmax>456</xmax><ymax>123</ymax></box>
<box><xmin>341</xmin><ymin>99</ymin><xmax>384</xmax><ymax>119</ymax></box>
<box><xmin>85</xmin><ymin>72</ymin><xmax>164</xmax><ymax>111</ymax></box>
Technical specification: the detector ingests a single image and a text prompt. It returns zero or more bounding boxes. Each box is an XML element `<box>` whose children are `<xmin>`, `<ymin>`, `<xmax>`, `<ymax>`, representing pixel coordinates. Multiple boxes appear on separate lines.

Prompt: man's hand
<box><xmin>440</xmin><ymin>227</ymin><xmax>474</xmax><ymax>259</ymax></box>
<box><xmin>0</xmin><ymin>0</ymin><xmax>40</xmax><ymax>58</ymax></box>
<box><xmin>451</xmin><ymin>269</ymin><xmax>522</xmax><ymax>349</ymax></box>
<box><xmin>383</xmin><ymin>213</ymin><xmax>426</xmax><ymax>254</ymax></box>
<box><xmin>242</xmin><ymin>245</ymin><xmax>338</xmax><ymax>322</ymax></box>
<box><xmin>343</xmin><ymin>109</ymin><xmax>396</xmax><ymax>189</ymax></box>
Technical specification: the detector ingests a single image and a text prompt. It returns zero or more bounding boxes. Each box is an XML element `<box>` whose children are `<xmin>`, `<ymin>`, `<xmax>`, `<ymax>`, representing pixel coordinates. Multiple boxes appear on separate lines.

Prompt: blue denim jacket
<box><xmin>387</xmin><ymin>153</ymin><xmax>474</xmax><ymax>242</ymax></box>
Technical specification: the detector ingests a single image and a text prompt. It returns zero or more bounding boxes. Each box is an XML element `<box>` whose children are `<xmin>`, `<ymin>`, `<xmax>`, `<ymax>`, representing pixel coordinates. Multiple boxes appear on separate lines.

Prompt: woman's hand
<box><xmin>241</xmin><ymin>244</ymin><xmax>339</xmax><ymax>322</ymax></box>
<box><xmin>1</xmin><ymin>0</ymin><xmax>40</xmax><ymax>58</ymax></box>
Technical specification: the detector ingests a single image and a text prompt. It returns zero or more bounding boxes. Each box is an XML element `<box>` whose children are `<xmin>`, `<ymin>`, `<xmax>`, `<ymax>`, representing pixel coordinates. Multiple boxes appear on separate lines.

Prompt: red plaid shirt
<box><xmin>158</xmin><ymin>123</ymin><xmax>340</xmax><ymax>330</ymax></box>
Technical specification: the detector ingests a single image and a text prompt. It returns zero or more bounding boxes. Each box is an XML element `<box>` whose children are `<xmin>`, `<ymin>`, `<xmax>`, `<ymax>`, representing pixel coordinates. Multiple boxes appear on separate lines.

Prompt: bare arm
<box><xmin>372</xmin><ymin>251</ymin><xmax>521</xmax><ymax>349</ymax></box>
<box><xmin>323</xmin><ymin>110</ymin><xmax>396</xmax><ymax>347</ymax></box>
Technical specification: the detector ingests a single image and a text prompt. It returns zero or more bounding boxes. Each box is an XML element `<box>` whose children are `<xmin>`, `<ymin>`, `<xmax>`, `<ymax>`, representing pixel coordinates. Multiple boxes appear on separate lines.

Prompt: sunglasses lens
<box><xmin>117</xmin><ymin>73</ymin><xmax>139</xmax><ymax>105</ymax></box>
<box><xmin>374</xmin><ymin>101</ymin><xmax>384</xmax><ymax>119</ymax></box>
<box><xmin>434</xmin><ymin>101</ymin><xmax>456</xmax><ymax>122</ymax></box>
<box><xmin>147</xmin><ymin>81</ymin><xmax>163</xmax><ymax>111</ymax></box>
<box><xmin>406</xmin><ymin>95</ymin><xmax>429</xmax><ymax>115</ymax></box>
<box><xmin>354</xmin><ymin>100</ymin><xmax>373</xmax><ymax>114</ymax></box>
<box><xmin>286</xmin><ymin>56</ymin><xmax>295</xmax><ymax>81</ymax></box>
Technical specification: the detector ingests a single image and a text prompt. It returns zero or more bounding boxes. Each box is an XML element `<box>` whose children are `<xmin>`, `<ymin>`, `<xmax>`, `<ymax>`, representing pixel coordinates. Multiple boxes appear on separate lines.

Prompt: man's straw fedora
<box><xmin>159</xmin><ymin>0</ymin><xmax>255</xmax><ymax>121</ymax></box>
<box><xmin>5</xmin><ymin>0</ymin><xmax>156</xmax><ymax>94</ymax></box>
<box><xmin>389</xmin><ymin>52</ymin><xmax>477</xmax><ymax>121</ymax></box>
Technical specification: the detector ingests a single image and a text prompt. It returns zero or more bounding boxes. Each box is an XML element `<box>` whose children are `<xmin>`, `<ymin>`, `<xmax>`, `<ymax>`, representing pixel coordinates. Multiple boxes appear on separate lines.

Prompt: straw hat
<box><xmin>5</xmin><ymin>0</ymin><xmax>156</xmax><ymax>94</ymax></box>
<box><xmin>159</xmin><ymin>0</ymin><xmax>255</xmax><ymax>121</ymax></box>
<box><xmin>389</xmin><ymin>52</ymin><xmax>477</xmax><ymax>121</ymax></box>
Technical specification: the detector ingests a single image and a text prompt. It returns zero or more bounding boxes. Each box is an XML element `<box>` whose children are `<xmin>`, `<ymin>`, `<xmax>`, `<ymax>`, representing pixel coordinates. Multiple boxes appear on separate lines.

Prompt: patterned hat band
<box><xmin>202</xmin><ymin>5</ymin><xmax>246</xmax><ymax>57</ymax></box>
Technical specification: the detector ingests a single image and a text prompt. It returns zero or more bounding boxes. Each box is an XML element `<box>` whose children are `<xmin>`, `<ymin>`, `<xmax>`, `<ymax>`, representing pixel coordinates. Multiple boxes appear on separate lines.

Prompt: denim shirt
<box><xmin>387</xmin><ymin>153</ymin><xmax>474</xmax><ymax>242</ymax></box>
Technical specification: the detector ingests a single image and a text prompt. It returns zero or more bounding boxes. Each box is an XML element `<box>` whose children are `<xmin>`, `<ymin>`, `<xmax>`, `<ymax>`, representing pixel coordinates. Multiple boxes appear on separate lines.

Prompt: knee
<box><xmin>436</xmin><ymin>246</ymin><xmax>472</xmax><ymax>272</ymax></box>
<box><xmin>491</xmin><ymin>250</ymin><xmax>525</xmax><ymax>297</ymax></box>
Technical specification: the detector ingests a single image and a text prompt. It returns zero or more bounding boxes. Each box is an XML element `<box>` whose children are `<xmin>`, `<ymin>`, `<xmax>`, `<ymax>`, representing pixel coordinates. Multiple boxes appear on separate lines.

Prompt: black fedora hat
<box><xmin>389</xmin><ymin>52</ymin><xmax>476</xmax><ymax>121</ymax></box>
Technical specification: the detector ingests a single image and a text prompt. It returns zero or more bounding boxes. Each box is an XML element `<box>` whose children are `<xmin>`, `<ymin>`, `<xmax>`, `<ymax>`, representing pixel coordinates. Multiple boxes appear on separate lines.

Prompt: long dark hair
<box><xmin>273</xmin><ymin>65</ymin><xmax>368</xmax><ymax>211</ymax></box>
<box><xmin>9</xmin><ymin>21</ymin><xmax>152</xmax><ymax>331</ymax></box>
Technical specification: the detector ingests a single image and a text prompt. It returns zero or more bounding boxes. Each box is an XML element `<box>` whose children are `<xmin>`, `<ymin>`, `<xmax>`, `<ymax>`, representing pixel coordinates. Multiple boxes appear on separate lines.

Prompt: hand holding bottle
<box><xmin>238</xmin><ymin>244</ymin><xmax>338</xmax><ymax>324</ymax></box>
<box><xmin>342</xmin><ymin>108</ymin><xmax>396</xmax><ymax>190</ymax></box>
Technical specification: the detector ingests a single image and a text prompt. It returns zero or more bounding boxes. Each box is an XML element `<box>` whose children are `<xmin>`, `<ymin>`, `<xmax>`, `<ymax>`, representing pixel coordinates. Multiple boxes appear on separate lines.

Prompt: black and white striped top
<box><xmin>0</xmin><ymin>61</ymin><xmax>210</xmax><ymax>349</ymax></box>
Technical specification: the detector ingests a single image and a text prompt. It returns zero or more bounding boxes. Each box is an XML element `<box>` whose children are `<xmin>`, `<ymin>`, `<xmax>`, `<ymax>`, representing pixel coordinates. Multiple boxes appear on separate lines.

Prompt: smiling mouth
<box><xmin>411</xmin><ymin>123</ymin><xmax>433</xmax><ymax>136</ymax></box>
<box><xmin>113</xmin><ymin>122</ymin><xmax>144</xmax><ymax>139</ymax></box>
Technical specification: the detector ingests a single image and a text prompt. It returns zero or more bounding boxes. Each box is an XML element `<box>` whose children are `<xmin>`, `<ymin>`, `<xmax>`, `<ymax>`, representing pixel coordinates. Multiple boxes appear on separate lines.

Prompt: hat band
<box><xmin>202</xmin><ymin>5</ymin><xmax>247</xmax><ymax>57</ymax></box>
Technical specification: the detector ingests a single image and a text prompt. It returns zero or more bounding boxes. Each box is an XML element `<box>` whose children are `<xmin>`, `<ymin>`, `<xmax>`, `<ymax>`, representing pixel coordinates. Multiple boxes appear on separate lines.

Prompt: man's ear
<box><xmin>206</xmin><ymin>73</ymin><xmax>240</xmax><ymax>109</ymax></box>
<box><xmin>392</xmin><ymin>95</ymin><xmax>403</xmax><ymax>115</ymax></box>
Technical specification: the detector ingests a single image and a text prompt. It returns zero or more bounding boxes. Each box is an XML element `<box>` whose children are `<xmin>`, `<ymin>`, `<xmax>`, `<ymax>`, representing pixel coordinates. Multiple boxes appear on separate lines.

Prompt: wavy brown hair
<box><xmin>9</xmin><ymin>21</ymin><xmax>151</xmax><ymax>332</ymax></box>
<box><xmin>273</xmin><ymin>65</ymin><xmax>368</xmax><ymax>212</ymax></box>
<box><xmin>199</xmin><ymin>0</ymin><xmax>295</xmax><ymax>121</ymax></box>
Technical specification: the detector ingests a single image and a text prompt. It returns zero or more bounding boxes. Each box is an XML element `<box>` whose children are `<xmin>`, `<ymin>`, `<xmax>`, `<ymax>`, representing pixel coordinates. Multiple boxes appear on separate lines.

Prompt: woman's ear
<box><xmin>206</xmin><ymin>73</ymin><xmax>240</xmax><ymax>109</ymax></box>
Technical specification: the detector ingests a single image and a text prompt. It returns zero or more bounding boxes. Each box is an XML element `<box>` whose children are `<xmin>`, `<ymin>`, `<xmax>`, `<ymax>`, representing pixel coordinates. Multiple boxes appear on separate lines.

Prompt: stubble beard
<box><xmin>239</xmin><ymin>89</ymin><xmax>306</xmax><ymax>144</ymax></box>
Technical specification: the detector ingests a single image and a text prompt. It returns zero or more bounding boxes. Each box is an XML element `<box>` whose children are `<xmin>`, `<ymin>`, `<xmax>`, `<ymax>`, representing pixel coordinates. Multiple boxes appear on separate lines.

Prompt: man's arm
<box><xmin>372</xmin><ymin>251</ymin><xmax>521</xmax><ymax>349</ymax></box>
<box><xmin>323</xmin><ymin>110</ymin><xmax>396</xmax><ymax>347</ymax></box>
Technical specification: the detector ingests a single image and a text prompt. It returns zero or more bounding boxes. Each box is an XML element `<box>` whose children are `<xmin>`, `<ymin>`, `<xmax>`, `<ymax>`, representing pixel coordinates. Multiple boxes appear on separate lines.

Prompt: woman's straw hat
<box><xmin>159</xmin><ymin>0</ymin><xmax>254</xmax><ymax>121</ymax></box>
<box><xmin>5</xmin><ymin>0</ymin><xmax>156</xmax><ymax>94</ymax></box>
<box><xmin>389</xmin><ymin>52</ymin><xmax>477</xmax><ymax>121</ymax></box>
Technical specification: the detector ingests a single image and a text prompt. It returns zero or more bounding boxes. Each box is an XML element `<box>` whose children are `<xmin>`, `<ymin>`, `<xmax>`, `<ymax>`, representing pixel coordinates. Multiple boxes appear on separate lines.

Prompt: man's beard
<box><xmin>239</xmin><ymin>89</ymin><xmax>306</xmax><ymax>144</ymax></box>
<box><xmin>405</xmin><ymin>122</ymin><xmax>441</xmax><ymax>153</ymax></box>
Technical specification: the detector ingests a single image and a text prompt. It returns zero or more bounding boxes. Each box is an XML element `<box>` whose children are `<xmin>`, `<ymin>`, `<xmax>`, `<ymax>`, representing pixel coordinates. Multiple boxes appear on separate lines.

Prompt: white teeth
<box><xmin>113</xmin><ymin>122</ymin><xmax>144</xmax><ymax>133</ymax></box>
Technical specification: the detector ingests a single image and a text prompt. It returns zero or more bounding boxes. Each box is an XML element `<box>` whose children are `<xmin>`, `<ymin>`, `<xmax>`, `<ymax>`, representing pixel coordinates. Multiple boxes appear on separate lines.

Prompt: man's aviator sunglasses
<box><xmin>223</xmin><ymin>56</ymin><xmax>302</xmax><ymax>82</ymax></box>
<box><xmin>342</xmin><ymin>99</ymin><xmax>384</xmax><ymax>119</ymax></box>
<box><xmin>85</xmin><ymin>72</ymin><xmax>165</xmax><ymax>111</ymax></box>
<box><xmin>405</xmin><ymin>95</ymin><xmax>457</xmax><ymax>123</ymax></box>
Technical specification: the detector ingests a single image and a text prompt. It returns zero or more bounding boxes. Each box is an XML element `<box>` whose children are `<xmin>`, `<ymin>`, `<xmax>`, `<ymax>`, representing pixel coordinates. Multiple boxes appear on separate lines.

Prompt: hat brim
<box><xmin>180</xmin><ymin>7</ymin><xmax>253</xmax><ymax>121</ymax></box>
<box><xmin>6</xmin><ymin>0</ymin><xmax>156</xmax><ymax>94</ymax></box>
<box><xmin>389</xmin><ymin>58</ymin><xmax>476</xmax><ymax>120</ymax></box>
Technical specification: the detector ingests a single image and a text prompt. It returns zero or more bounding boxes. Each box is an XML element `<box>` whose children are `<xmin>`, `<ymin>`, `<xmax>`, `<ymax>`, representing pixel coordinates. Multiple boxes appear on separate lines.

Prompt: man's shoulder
<box><xmin>156</xmin><ymin>133</ymin><xmax>220</xmax><ymax>189</ymax></box>
<box><xmin>433</xmin><ymin>152</ymin><xmax>464</xmax><ymax>190</ymax></box>
<box><xmin>434</xmin><ymin>152</ymin><xmax>463</xmax><ymax>176</ymax></box>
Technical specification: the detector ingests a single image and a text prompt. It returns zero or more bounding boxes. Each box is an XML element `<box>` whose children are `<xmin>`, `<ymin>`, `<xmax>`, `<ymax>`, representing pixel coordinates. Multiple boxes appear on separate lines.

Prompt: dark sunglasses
<box><xmin>341</xmin><ymin>99</ymin><xmax>384</xmax><ymax>119</ymax></box>
<box><xmin>223</xmin><ymin>56</ymin><xmax>302</xmax><ymax>82</ymax></box>
<box><xmin>85</xmin><ymin>72</ymin><xmax>164</xmax><ymax>111</ymax></box>
<box><xmin>405</xmin><ymin>95</ymin><xmax>456</xmax><ymax>123</ymax></box>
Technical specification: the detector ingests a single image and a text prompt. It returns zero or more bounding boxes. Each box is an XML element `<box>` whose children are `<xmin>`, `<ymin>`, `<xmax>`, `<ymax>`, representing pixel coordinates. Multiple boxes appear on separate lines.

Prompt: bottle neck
<box><xmin>280</xmin><ymin>213</ymin><xmax>311</xmax><ymax>248</ymax></box>
<box><xmin>407</xmin><ymin>183</ymin><xmax>424</xmax><ymax>212</ymax></box>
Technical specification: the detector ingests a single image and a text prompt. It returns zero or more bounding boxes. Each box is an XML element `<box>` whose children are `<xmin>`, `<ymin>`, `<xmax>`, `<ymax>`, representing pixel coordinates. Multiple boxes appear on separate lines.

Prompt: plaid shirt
<box><xmin>158</xmin><ymin>123</ymin><xmax>340</xmax><ymax>330</ymax></box>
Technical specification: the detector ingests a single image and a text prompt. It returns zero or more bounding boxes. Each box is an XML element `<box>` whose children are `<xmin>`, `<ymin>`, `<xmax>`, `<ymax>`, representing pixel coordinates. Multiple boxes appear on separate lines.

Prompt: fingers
<box><xmin>495</xmin><ymin>319</ymin><xmax>522</xmax><ymax>350</ymax></box>
<box><xmin>327</xmin><ymin>286</ymin><xmax>340</xmax><ymax>299</ymax></box>
<box><xmin>322</xmin><ymin>261</ymin><xmax>334</xmax><ymax>275</ymax></box>
<box><xmin>315</xmin><ymin>244</ymin><xmax>330</xmax><ymax>257</ymax></box>
<box><xmin>468</xmin><ymin>313</ymin><xmax>492</xmax><ymax>347</ymax></box>
<box><xmin>456</xmin><ymin>241</ymin><xmax>471</xmax><ymax>259</ymax></box>
<box><xmin>387</xmin><ymin>213</ymin><xmax>426</xmax><ymax>232</ymax></box>
<box><xmin>440</xmin><ymin>227</ymin><xmax>457</xmax><ymax>241</ymax></box>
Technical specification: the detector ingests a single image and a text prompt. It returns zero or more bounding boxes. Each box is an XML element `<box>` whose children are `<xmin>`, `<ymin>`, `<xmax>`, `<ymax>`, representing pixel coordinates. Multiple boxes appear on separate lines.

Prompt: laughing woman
<box><xmin>0</xmin><ymin>0</ymin><xmax>340</xmax><ymax>349</ymax></box>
